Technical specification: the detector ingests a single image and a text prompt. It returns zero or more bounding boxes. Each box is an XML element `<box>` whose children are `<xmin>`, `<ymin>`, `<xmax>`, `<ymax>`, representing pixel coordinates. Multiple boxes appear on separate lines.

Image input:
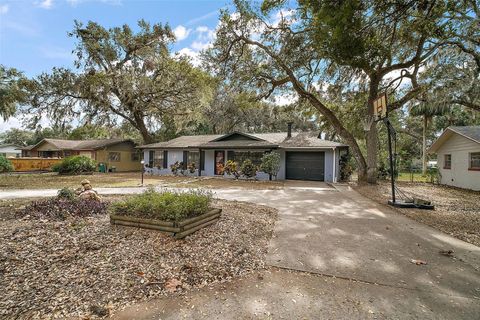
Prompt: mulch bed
<box><xmin>0</xmin><ymin>199</ymin><xmax>277</xmax><ymax>319</ymax></box>
<box><xmin>354</xmin><ymin>181</ymin><xmax>480</xmax><ymax>246</ymax></box>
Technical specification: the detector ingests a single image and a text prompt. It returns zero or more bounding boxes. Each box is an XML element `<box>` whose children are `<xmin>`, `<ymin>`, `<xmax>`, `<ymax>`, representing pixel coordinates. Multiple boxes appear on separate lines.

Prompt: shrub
<box><xmin>0</xmin><ymin>155</ymin><xmax>14</xmax><ymax>173</ymax></box>
<box><xmin>187</xmin><ymin>162</ymin><xmax>196</xmax><ymax>174</ymax></box>
<box><xmin>260</xmin><ymin>152</ymin><xmax>281</xmax><ymax>180</ymax></box>
<box><xmin>57</xmin><ymin>187</ymin><xmax>76</xmax><ymax>200</ymax></box>
<box><xmin>241</xmin><ymin>159</ymin><xmax>257</xmax><ymax>179</ymax></box>
<box><xmin>339</xmin><ymin>153</ymin><xmax>354</xmax><ymax>181</ymax></box>
<box><xmin>18</xmin><ymin>198</ymin><xmax>108</xmax><ymax>220</ymax></box>
<box><xmin>224</xmin><ymin>160</ymin><xmax>240</xmax><ymax>179</ymax></box>
<box><xmin>170</xmin><ymin>161</ymin><xmax>182</xmax><ymax>175</ymax></box>
<box><xmin>52</xmin><ymin>156</ymin><xmax>96</xmax><ymax>175</ymax></box>
<box><xmin>110</xmin><ymin>188</ymin><xmax>212</xmax><ymax>221</ymax></box>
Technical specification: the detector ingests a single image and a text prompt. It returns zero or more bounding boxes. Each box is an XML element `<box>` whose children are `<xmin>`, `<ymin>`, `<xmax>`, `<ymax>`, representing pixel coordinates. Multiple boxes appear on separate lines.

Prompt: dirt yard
<box><xmin>354</xmin><ymin>182</ymin><xmax>480</xmax><ymax>246</ymax></box>
<box><xmin>0</xmin><ymin>172</ymin><xmax>285</xmax><ymax>190</ymax></box>
<box><xmin>0</xmin><ymin>197</ymin><xmax>277</xmax><ymax>319</ymax></box>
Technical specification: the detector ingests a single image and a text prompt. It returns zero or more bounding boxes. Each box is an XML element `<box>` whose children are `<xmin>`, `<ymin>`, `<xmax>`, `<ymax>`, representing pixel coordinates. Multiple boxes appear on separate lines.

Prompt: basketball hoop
<box><xmin>373</xmin><ymin>93</ymin><xmax>388</xmax><ymax>122</ymax></box>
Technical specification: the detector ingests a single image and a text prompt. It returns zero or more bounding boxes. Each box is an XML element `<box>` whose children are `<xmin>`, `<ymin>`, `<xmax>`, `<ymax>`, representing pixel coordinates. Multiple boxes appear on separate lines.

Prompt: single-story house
<box><xmin>139</xmin><ymin>129</ymin><xmax>348</xmax><ymax>182</ymax></box>
<box><xmin>18</xmin><ymin>138</ymin><xmax>142</xmax><ymax>172</ymax></box>
<box><xmin>0</xmin><ymin>144</ymin><xmax>21</xmax><ymax>158</ymax></box>
<box><xmin>428</xmin><ymin>126</ymin><xmax>480</xmax><ymax>191</ymax></box>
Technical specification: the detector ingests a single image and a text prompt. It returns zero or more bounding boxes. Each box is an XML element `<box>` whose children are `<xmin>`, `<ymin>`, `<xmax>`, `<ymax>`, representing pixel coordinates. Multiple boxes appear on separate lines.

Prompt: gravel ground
<box><xmin>0</xmin><ymin>199</ymin><xmax>277</xmax><ymax>319</ymax></box>
<box><xmin>354</xmin><ymin>181</ymin><xmax>480</xmax><ymax>246</ymax></box>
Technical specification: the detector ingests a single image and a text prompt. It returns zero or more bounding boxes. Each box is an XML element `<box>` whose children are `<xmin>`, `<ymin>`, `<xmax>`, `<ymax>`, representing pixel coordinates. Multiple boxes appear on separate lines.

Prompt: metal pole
<box><xmin>385</xmin><ymin>118</ymin><xmax>396</xmax><ymax>203</ymax></box>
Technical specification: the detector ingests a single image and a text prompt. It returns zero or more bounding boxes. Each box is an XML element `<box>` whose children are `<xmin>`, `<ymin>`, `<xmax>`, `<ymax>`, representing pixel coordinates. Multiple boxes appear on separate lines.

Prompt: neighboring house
<box><xmin>0</xmin><ymin>144</ymin><xmax>21</xmax><ymax>158</ymax></box>
<box><xmin>18</xmin><ymin>138</ymin><xmax>142</xmax><ymax>172</ymax></box>
<box><xmin>139</xmin><ymin>128</ymin><xmax>348</xmax><ymax>182</ymax></box>
<box><xmin>428</xmin><ymin>126</ymin><xmax>480</xmax><ymax>191</ymax></box>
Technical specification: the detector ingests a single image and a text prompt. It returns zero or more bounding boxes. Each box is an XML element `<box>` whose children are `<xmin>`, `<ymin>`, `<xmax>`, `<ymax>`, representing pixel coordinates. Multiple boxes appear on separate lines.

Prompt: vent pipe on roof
<box><xmin>287</xmin><ymin>122</ymin><xmax>293</xmax><ymax>138</ymax></box>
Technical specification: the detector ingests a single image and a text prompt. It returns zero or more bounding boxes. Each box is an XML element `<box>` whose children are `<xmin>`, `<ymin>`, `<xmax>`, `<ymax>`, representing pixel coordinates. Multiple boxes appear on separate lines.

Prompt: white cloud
<box><xmin>196</xmin><ymin>26</ymin><xmax>209</xmax><ymax>33</ymax></box>
<box><xmin>177</xmin><ymin>48</ymin><xmax>201</xmax><ymax>67</ymax></box>
<box><xmin>190</xmin><ymin>41</ymin><xmax>212</xmax><ymax>51</ymax></box>
<box><xmin>0</xmin><ymin>117</ymin><xmax>22</xmax><ymax>133</ymax></box>
<box><xmin>173</xmin><ymin>25</ymin><xmax>191</xmax><ymax>42</ymax></box>
<box><xmin>0</xmin><ymin>4</ymin><xmax>9</xmax><ymax>14</ymax></box>
<box><xmin>272</xmin><ymin>93</ymin><xmax>298</xmax><ymax>106</ymax></box>
<box><xmin>36</xmin><ymin>0</ymin><xmax>54</xmax><ymax>9</ymax></box>
<box><xmin>185</xmin><ymin>9</ymin><xmax>220</xmax><ymax>26</ymax></box>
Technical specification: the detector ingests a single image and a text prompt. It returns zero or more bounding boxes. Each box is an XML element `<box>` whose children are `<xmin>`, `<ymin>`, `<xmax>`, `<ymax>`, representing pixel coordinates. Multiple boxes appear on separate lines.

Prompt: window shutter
<box><xmin>227</xmin><ymin>150</ymin><xmax>235</xmax><ymax>161</ymax></box>
<box><xmin>183</xmin><ymin>151</ymin><xmax>188</xmax><ymax>169</ymax></box>
<box><xmin>149</xmin><ymin>151</ymin><xmax>154</xmax><ymax>167</ymax></box>
<box><xmin>200</xmin><ymin>151</ymin><xmax>205</xmax><ymax>171</ymax></box>
<box><xmin>163</xmin><ymin>150</ymin><xmax>168</xmax><ymax>169</ymax></box>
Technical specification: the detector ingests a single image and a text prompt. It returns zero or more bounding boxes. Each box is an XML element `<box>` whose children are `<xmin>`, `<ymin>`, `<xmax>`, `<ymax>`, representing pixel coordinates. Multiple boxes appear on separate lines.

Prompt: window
<box><xmin>444</xmin><ymin>154</ymin><xmax>451</xmax><ymax>169</ymax></box>
<box><xmin>229</xmin><ymin>151</ymin><xmax>264</xmax><ymax>166</ymax></box>
<box><xmin>108</xmin><ymin>152</ymin><xmax>121</xmax><ymax>162</ymax></box>
<box><xmin>154</xmin><ymin>151</ymin><xmax>164</xmax><ymax>168</ymax></box>
<box><xmin>188</xmin><ymin>151</ymin><xmax>200</xmax><ymax>166</ymax></box>
<box><xmin>470</xmin><ymin>152</ymin><xmax>480</xmax><ymax>170</ymax></box>
<box><xmin>131</xmin><ymin>151</ymin><xmax>142</xmax><ymax>162</ymax></box>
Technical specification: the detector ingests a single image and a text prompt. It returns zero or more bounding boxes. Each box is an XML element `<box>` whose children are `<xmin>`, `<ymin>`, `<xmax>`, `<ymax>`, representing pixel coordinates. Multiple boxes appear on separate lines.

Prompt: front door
<box><xmin>214</xmin><ymin>150</ymin><xmax>225</xmax><ymax>175</ymax></box>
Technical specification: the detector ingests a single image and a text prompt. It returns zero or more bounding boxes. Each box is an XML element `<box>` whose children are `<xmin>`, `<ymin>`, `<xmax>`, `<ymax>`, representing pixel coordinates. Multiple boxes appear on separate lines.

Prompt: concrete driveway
<box><xmin>1</xmin><ymin>182</ymin><xmax>479</xmax><ymax>319</ymax></box>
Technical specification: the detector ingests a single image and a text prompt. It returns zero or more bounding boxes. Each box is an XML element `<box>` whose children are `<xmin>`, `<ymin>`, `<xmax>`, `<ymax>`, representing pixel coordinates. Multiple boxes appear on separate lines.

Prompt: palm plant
<box><xmin>409</xmin><ymin>102</ymin><xmax>449</xmax><ymax>174</ymax></box>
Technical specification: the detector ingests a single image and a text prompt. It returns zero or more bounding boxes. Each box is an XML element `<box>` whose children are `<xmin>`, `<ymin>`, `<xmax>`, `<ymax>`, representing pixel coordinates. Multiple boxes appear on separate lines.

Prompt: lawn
<box><xmin>354</xmin><ymin>181</ymin><xmax>480</xmax><ymax>246</ymax></box>
<box><xmin>0</xmin><ymin>172</ymin><xmax>285</xmax><ymax>190</ymax></box>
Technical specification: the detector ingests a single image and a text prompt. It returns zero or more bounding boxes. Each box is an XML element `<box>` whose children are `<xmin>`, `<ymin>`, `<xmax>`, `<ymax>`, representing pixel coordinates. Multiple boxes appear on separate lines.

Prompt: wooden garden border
<box><xmin>110</xmin><ymin>208</ymin><xmax>222</xmax><ymax>239</ymax></box>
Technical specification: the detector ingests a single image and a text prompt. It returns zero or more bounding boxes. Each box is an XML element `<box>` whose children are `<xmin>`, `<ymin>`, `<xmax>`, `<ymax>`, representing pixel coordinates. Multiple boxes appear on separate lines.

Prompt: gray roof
<box><xmin>32</xmin><ymin>138</ymin><xmax>133</xmax><ymax>151</ymax></box>
<box><xmin>449</xmin><ymin>126</ymin><xmax>480</xmax><ymax>143</ymax></box>
<box><xmin>140</xmin><ymin>131</ymin><xmax>347</xmax><ymax>149</ymax></box>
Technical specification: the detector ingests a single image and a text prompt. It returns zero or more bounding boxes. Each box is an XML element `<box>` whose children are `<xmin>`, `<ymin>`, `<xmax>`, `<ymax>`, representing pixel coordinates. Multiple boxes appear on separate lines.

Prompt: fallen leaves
<box><xmin>0</xmin><ymin>199</ymin><xmax>277</xmax><ymax>319</ymax></box>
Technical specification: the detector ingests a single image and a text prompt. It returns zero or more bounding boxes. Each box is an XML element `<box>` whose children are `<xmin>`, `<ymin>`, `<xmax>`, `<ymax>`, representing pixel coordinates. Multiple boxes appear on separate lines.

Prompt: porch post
<box><xmin>198</xmin><ymin>148</ymin><xmax>202</xmax><ymax>177</ymax></box>
<box><xmin>332</xmin><ymin>147</ymin><xmax>336</xmax><ymax>183</ymax></box>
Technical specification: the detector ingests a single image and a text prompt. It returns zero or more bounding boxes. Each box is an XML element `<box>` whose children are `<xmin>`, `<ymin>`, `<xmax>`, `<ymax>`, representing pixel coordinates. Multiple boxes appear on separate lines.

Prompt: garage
<box><xmin>286</xmin><ymin>151</ymin><xmax>325</xmax><ymax>181</ymax></box>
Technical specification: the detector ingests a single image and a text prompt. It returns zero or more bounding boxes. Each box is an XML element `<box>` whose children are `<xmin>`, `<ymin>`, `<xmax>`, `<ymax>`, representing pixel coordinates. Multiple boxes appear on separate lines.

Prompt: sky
<box><xmin>0</xmin><ymin>0</ymin><xmax>232</xmax><ymax>132</ymax></box>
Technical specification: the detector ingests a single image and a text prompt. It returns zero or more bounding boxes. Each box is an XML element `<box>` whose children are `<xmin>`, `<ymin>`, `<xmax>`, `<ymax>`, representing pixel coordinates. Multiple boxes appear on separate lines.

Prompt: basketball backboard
<box><xmin>373</xmin><ymin>93</ymin><xmax>387</xmax><ymax>121</ymax></box>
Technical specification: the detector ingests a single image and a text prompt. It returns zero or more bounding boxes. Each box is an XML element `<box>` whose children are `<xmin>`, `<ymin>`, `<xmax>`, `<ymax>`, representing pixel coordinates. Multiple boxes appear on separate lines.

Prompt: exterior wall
<box><xmin>0</xmin><ymin>146</ymin><xmax>21</xmax><ymax>158</ymax></box>
<box><xmin>95</xmin><ymin>142</ymin><xmax>142</xmax><ymax>172</ymax></box>
<box><xmin>436</xmin><ymin>134</ymin><xmax>480</xmax><ymax>191</ymax></box>
<box><xmin>142</xmin><ymin>147</ymin><xmax>342</xmax><ymax>182</ymax></box>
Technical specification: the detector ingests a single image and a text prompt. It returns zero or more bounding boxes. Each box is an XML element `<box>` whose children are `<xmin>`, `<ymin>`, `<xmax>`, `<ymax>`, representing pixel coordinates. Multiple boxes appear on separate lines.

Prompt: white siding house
<box><xmin>0</xmin><ymin>144</ymin><xmax>21</xmax><ymax>158</ymax></box>
<box><xmin>141</xmin><ymin>131</ymin><xmax>348</xmax><ymax>182</ymax></box>
<box><xmin>429</xmin><ymin>126</ymin><xmax>480</xmax><ymax>191</ymax></box>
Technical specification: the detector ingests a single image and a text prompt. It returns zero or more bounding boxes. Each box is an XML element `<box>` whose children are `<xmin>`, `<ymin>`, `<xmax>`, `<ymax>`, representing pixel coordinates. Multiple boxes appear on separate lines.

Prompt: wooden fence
<box><xmin>10</xmin><ymin>158</ymin><xmax>62</xmax><ymax>172</ymax></box>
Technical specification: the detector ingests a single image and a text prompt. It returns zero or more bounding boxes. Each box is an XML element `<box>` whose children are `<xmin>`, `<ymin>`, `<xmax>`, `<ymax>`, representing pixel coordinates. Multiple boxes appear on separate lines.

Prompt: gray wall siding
<box><xmin>437</xmin><ymin>134</ymin><xmax>480</xmax><ymax>190</ymax></box>
<box><xmin>142</xmin><ymin>147</ymin><xmax>342</xmax><ymax>182</ymax></box>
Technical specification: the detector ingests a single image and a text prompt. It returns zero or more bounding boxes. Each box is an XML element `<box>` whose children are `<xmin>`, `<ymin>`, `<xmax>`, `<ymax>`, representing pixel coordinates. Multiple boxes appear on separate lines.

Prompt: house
<box><xmin>139</xmin><ymin>128</ymin><xmax>348</xmax><ymax>182</ymax></box>
<box><xmin>428</xmin><ymin>126</ymin><xmax>480</xmax><ymax>191</ymax></box>
<box><xmin>18</xmin><ymin>138</ymin><xmax>142</xmax><ymax>172</ymax></box>
<box><xmin>0</xmin><ymin>144</ymin><xmax>21</xmax><ymax>158</ymax></box>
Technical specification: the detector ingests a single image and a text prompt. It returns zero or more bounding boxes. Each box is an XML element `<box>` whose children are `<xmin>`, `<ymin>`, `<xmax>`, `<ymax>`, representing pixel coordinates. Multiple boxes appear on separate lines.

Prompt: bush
<box><xmin>260</xmin><ymin>152</ymin><xmax>281</xmax><ymax>180</ymax></box>
<box><xmin>52</xmin><ymin>156</ymin><xmax>96</xmax><ymax>175</ymax></box>
<box><xmin>224</xmin><ymin>160</ymin><xmax>240</xmax><ymax>179</ymax></box>
<box><xmin>339</xmin><ymin>153</ymin><xmax>354</xmax><ymax>181</ymax></box>
<box><xmin>241</xmin><ymin>159</ymin><xmax>257</xmax><ymax>179</ymax></box>
<box><xmin>57</xmin><ymin>187</ymin><xmax>76</xmax><ymax>200</ymax></box>
<box><xmin>170</xmin><ymin>161</ymin><xmax>182</xmax><ymax>175</ymax></box>
<box><xmin>18</xmin><ymin>198</ymin><xmax>108</xmax><ymax>220</ymax></box>
<box><xmin>110</xmin><ymin>188</ymin><xmax>212</xmax><ymax>221</ymax></box>
<box><xmin>0</xmin><ymin>155</ymin><xmax>14</xmax><ymax>173</ymax></box>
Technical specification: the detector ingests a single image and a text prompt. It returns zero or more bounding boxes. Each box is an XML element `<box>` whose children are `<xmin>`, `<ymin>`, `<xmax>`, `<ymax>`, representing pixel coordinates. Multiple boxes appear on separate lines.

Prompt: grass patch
<box><xmin>110</xmin><ymin>188</ymin><xmax>212</xmax><ymax>221</ymax></box>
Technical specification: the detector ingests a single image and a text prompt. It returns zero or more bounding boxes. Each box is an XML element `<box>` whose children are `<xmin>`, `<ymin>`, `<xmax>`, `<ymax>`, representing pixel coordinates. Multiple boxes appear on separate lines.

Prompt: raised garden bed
<box><xmin>110</xmin><ymin>208</ymin><xmax>222</xmax><ymax>239</ymax></box>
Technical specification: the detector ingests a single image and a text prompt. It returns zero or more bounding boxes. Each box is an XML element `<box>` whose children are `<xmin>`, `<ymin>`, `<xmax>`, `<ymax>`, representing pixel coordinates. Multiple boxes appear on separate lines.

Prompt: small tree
<box><xmin>241</xmin><ymin>159</ymin><xmax>257</xmax><ymax>179</ymax></box>
<box><xmin>260</xmin><ymin>152</ymin><xmax>281</xmax><ymax>180</ymax></box>
<box><xmin>339</xmin><ymin>153</ymin><xmax>354</xmax><ymax>182</ymax></box>
<box><xmin>0</xmin><ymin>155</ymin><xmax>14</xmax><ymax>173</ymax></box>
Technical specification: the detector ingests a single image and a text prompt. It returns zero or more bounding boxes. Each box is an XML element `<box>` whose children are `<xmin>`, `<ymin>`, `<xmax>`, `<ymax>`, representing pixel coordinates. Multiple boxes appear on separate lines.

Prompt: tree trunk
<box><xmin>133</xmin><ymin>111</ymin><xmax>155</xmax><ymax>144</ymax></box>
<box><xmin>366</xmin><ymin>75</ymin><xmax>380</xmax><ymax>184</ymax></box>
<box><xmin>422</xmin><ymin>115</ymin><xmax>428</xmax><ymax>175</ymax></box>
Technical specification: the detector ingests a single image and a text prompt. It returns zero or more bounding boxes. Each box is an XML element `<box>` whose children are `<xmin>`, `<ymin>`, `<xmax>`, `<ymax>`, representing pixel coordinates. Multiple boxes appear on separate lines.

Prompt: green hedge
<box><xmin>52</xmin><ymin>156</ymin><xmax>97</xmax><ymax>175</ymax></box>
<box><xmin>0</xmin><ymin>155</ymin><xmax>14</xmax><ymax>173</ymax></box>
<box><xmin>110</xmin><ymin>188</ymin><xmax>212</xmax><ymax>221</ymax></box>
